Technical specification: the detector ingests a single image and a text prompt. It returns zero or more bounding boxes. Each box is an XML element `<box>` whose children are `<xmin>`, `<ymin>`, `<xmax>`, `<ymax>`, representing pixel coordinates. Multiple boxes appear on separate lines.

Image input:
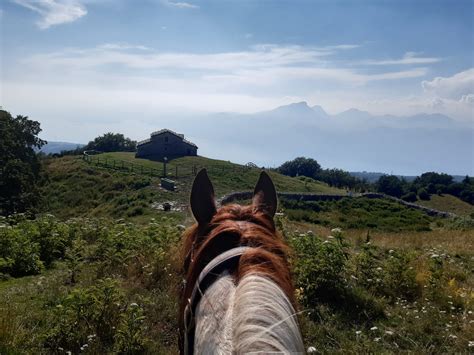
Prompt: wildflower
<box><xmin>376</xmin><ymin>267</ymin><xmax>382</xmax><ymax>271</ymax></box>
<box><xmin>130</xmin><ymin>303</ymin><xmax>138</xmax><ymax>307</ymax></box>
<box><xmin>431</xmin><ymin>254</ymin><xmax>439</xmax><ymax>258</ymax></box>
<box><xmin>385</xmin><ymin>330</ymin><xmax>394</xmax><ymax>335</ymax></box>
<box><xmin>374</xmin><ymin>337</ymin><xmax>381</xmax><ymax>342</ymax></box>
<box><xmin>355</xmin><ymin>330</ymin><xmax>362</xmax><ymax>335</ymax></box>
<box><xmin>448</xmin><ymin>334</ymin><xmax>457</xmax><ymax>339</ymax></box>
<box><xmin>327</xmin><ymin>236</ymin><xmax>335</xmax><ymax>239</ymax></box>
<box><xmin>331</xmin><ymin>228</ymin><xmax>342</xmax><ymax>234</ymax></box>
<box><xmin>468</xmin><ymin>341</ymin><xmax>474</xmax><ymax>347</ymax></box>
<box><xmin>307</xmin><ymin>346</ymin><xmax>317</xmax><ymax>353</ymax></box>
<box><xmin>370</xmin><ymin>326</ymin><xmax>378</xmax><ymax>331</ymax></box>
<box><xmin>389</xmin><ymin>249</ymin><xmax>394</xmax><ymax>254</ymax></box>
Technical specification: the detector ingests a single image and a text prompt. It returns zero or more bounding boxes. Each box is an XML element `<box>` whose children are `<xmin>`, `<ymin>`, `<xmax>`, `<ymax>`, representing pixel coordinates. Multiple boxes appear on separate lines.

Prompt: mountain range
<box><xmin>41</xmin><ymin>102</ymin><xmax>473</xmax><ymax>176</ymax></box>
<box><xmin>163</xmin><ymin>102</ymin><xmax>473</xmax><ymax>176</ymax></box>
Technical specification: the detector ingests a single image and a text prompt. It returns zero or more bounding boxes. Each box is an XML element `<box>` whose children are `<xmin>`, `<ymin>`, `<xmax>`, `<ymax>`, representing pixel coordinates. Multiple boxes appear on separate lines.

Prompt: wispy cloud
<box><xmin>12</xmin><ymin>0</ymin><xmax>87</xmax><ymax>29</ymax></box>
<box><xmin>20</xmin><ymin>43</ymin><xmax>425</xmax><ymax>85</ymax></box>
<box><xmin>422</xmin><ymin>68</ymin><xmax>474</xmax><ymax>100</ymax></box>
<box><xmin>362</xmin><ymin>52</ymin><xmax>442</xmax><ymax>66</ymax></box>
<box><xmin>162</xmin><ymin>0</ymin><xmax>199</xmax><ymax>9</ymax></box>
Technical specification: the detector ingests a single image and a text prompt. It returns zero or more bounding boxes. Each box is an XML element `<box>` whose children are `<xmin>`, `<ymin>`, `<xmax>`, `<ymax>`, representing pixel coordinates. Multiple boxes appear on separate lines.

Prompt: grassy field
<box><xmin>1</xmin><ymin>153</ymin><xmax>473</xmax><ymax>353</ymax></box>
<box><xmin>97</xmin><ymin>152</ymin><xmax>343</xmax><ymax>196</ymax></box>
<box><xmin>41</xmin><ymin>154</ymin><xmax>342</xmax><ymax>220</ymax></box>
<box><xmin>416</xmin><ymin>194</ymin><xmax>474</xmax><ymax>217</ymax></box>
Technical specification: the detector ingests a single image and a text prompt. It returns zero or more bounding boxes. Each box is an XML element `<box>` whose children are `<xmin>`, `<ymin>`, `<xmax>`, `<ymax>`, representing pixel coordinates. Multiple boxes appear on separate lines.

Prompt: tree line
<box><xmin>277</xmin><ymin>157</ymin><xmax>474</xmax><ymax>204</ymax></box>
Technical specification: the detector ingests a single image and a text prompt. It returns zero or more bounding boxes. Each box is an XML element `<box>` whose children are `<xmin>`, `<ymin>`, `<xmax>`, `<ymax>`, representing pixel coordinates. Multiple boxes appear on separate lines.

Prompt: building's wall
<box><xmin>136</xmin><ymin>132</ymin><xmax>197</xmax><ymax>160</ymax></box>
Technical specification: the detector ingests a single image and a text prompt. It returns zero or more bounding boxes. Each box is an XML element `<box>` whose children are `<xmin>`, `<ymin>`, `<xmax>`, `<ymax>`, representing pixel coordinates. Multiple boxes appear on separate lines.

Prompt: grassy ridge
<box><xmin>41</xmin><ymin>154</ymin><xmax>343</xmax><ymax>220</ymax></box>
<box><xmin>416</xmin><ymin>194</ymin><xmax>474</xmax><ymax>217</ymax></box>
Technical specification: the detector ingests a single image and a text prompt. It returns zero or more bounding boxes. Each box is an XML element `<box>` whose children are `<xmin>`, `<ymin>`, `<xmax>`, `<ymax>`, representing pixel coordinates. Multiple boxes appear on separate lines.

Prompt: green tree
<box><xmin>278</xmin><ymin>157</ymin><xmax>321</xmax><ymax>178</ymax></box>
<box><xmin>376</xmin><ymin>175</ymin><xmax>403</xmax><ymax>198</ymax></box>
<box><xmin>85</xmin><ymin>132</ymin><xmax>136</xmax><ymax>152</ymax></box>
<box><xmin>0</xmin><ymin>110</ymin><xmax>46</xmax><ymax>215</ymax></box>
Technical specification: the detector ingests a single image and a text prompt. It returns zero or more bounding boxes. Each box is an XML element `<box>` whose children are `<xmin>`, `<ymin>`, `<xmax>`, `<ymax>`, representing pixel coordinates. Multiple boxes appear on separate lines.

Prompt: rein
<box><xmin>183</xmin><ymin>246</ymin><xmax>254</xmax><ymax>355</ymax></box>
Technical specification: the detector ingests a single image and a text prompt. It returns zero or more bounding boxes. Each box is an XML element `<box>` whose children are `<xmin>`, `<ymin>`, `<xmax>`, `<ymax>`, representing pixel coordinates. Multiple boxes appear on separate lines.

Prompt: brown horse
<box><xmin>179</xmin><ymin>169</ymin><xmax>304</xmax><ymax>354</ymax></box>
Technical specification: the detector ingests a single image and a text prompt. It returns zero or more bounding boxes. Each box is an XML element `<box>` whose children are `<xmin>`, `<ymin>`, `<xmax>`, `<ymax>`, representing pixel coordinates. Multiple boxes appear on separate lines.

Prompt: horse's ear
<box><xmin>252</xmin><ymin>171</ymin><xmax>277</xmax><ymax>217</ymax></box>
<box><xmin>190</xmin><ymin>169</ymin><xmax>217</xmax><ymax>225</ymax></box>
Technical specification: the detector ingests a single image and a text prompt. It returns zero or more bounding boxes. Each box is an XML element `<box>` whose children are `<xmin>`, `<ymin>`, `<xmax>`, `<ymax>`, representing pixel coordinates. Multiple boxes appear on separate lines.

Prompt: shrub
<box><xmin>291</xmin><ymin>232</ymin><xmax>348</xmax><ymax>306</ymax></box>
<box><xmin>418</xmin><ymin>188</ymin><xmax>430</xmax><ymax>200</ymax></box>
<box><xmin>401</xmin><ymin>192</ymin><xmax>417</xmax><ymax>202</ymax></box>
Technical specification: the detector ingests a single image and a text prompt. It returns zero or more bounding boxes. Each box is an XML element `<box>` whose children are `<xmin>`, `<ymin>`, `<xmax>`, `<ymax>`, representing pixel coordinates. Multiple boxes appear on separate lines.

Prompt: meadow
<box><xmin>1</xmin><ymin>154</ymin><xmax>473</xmax><ymax>354</ymax></box>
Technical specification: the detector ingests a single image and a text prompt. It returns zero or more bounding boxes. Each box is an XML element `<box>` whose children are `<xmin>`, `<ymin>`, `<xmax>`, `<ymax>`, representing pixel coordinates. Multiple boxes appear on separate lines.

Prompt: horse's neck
<box><xmin>194</xmin><ymin>273</ymin><xmax>304</xmax><ymax>354</ymax></box>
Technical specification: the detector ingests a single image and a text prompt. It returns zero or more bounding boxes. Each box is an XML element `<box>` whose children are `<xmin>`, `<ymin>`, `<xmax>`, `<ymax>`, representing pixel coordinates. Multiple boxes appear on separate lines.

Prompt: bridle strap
<box><xmin>183</xmin><ymin>246</ymin><xmax>253</xmax><ymax>355</ymax></box>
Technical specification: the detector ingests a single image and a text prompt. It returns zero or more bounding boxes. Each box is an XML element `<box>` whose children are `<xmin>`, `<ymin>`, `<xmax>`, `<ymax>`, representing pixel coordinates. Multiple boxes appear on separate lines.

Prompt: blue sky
<box><xmin>1</xmin><ymin>0</ymin><xmax>473</xmax><ymax>144</ymax></box>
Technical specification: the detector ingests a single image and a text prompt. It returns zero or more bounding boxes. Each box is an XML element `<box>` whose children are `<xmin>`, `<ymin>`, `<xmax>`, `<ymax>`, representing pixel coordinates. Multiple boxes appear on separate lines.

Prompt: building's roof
<box><xmin>137</xmin><ymin>128</ymin><xmax>198</xmax><ymax>148</ymax></box>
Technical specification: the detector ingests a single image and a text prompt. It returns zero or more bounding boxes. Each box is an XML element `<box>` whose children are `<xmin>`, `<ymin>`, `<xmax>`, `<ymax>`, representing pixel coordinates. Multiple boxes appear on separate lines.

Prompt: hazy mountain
<box><xmin>39</xmin><ymin>141</ymin><xmax>85</xmax><ymax>154</ymax></box>
<box><xmin>166</xmin><ymin>103</ymin><xmax>473</xmax><ymax>175</ymax></box>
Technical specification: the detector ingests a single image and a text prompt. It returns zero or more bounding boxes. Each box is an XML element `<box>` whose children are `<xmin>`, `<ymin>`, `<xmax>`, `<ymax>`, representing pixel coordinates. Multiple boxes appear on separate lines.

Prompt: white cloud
<box><xmin>363</xmin><ymin>52</ymin><xmax>442</xmax><ymax>65</ymax></box>
<box><xmin>21</xmin><ymin>43</ymin><xmax>423</xmax><ymax>85</ymax></box>
<box><xmin>422</xmin><ymin>68</ymin><xmax>474</xmax><ymax>100</ymax></box>
<box><xmin>162</xmin><ymin>0</ymin><xmax>199</xmax><ymax>9</ymax></box>
<box><xmin>13</xmin><ymin>0</ymin><xmax>87</xmax><ymax>29</ymax></box>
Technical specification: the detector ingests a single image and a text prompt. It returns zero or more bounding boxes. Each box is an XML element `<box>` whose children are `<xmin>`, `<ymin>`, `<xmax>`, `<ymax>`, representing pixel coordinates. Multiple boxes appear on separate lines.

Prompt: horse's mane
<box><xmin>179</xmin><ymin>203</ymin><xmax>296</xmax><ymax>351</ymax></box>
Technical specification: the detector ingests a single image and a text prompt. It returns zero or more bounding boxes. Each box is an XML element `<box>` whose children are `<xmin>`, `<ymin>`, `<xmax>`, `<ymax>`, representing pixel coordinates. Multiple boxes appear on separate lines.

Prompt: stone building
<box><xmin>135</xmin><ymin>129</ymin><xmax>198</xmax><ymax>161</ymax></box>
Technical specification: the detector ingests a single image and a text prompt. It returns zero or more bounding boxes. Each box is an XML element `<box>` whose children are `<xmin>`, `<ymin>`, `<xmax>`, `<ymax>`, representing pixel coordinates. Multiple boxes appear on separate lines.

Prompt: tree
<box><xmin>85</xmin><ymin>132</ymin><xmax>136</xmax><ymax>153</ymax></box>
<box><xmin>0</xmin><ymin>110</ymin><xmax>46</xmax><ymax>215</ymax></box>
<box><xmin>278</xmin><ymin>157</ymin><xmax>322</xmax><ymax>179</ymax></box>
<box><xmin>376</xmin><ymin>175</ymin><xmax>403</xmax><ymax>198</ymax></box>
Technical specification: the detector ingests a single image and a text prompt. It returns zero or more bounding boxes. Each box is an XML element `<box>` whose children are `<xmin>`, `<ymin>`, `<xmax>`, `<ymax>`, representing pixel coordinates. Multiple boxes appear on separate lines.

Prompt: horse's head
<box><xmin>179</xmin><ymin>169</ymin><xmax>303</xmax><ymax>354</ymax></box>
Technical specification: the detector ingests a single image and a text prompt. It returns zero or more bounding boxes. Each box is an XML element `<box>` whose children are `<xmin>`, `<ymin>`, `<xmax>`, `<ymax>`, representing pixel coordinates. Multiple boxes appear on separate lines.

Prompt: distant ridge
<box><xmin>39</xmin><ymin>141</ymin><xmax>85</xmax><ymax>154</ymax></box>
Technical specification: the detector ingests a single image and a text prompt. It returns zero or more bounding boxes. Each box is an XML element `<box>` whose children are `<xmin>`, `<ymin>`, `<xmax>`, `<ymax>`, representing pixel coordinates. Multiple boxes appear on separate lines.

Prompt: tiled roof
<box><xmin>137</xmin><ymin>129</ymin><xmax>197</xmax><ymax>148</ymax></box>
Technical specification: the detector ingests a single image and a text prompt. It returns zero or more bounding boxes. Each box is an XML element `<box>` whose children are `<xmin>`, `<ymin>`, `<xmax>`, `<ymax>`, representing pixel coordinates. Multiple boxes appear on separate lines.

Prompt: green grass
<box><xmin>281</xmin><ymin>197</ymin><xmax>436</xmax><ymax>232</ymax></box>
<box><xmin>416</xmin><ymin>194</ymin><xmax>474</xmax><ymax>217</ymax></box>
<box><xmin>2</xmin><ymin>152</ymin><xmax>472</xmax><ymax>353</ymax></box>
<box><xmin>97</xmin><ymin>152</ymin><xmax>343</xmax><ymax>196</ymax></box>
<box><xmin>1</xmin><ymin>214</ymin><xmax>473</xmax><ymax>354</ymax></box>
<box><xmin>40</xmin><ymin>154</ymin><xmax>343</xmax><ymax>220</ymax></box>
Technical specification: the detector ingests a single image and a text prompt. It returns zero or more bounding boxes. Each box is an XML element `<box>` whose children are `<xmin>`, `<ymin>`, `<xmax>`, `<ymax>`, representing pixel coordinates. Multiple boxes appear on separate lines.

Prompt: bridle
<box><xmin>183</xmin><ymin>246</ymin><xmax>254</xmax><ymax>355</ymax></box>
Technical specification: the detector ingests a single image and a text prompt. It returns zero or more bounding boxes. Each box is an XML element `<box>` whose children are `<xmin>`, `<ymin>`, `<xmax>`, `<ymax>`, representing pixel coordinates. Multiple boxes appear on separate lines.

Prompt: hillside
<box><xmin>415</xmin><ymin>194</ymin><xmax>474</xmax><ymax>217</ymax></box>
<box><xmin>2</xmin><ymin>152</ymin><xmax>473</xmax><ymax>354</ymax></box>
<box><xmin>41</xmin><ymin>153</ymin><xmax>343</xmax><ymax>219</ymax></box>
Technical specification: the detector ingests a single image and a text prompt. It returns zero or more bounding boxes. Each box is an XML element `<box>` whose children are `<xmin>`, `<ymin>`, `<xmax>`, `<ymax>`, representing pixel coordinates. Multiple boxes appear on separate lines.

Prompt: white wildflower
<box><xmin>389</xmin><ymin>249</ymin><xmax>394</xmax><ymax>254</ymax></box>
<box><xmin>385</xmin><ymin>330</ymin><xmax>394</xmax><ymax>335</ymax></box>
<box><xmin>370</xmin><ymin>326</ymin><xmax>378</xmax><ymax>331</ymax></box>
<box><xmin>355</xmin><ymin>330</ymin><xmax>362</xmax><ymax>335</ymax></box>
<box><xmin>331</xmin><ymin>228</ymin><xmax>342</xmax><ymax>234</ymax></box>
<box><xmin>374</xmin><ymin>337</ymin><xmax>381</xmax><ymax>342</ymax></box>
<box><xmin>307</xmin><ymin>346</ymin><xmax>317</xmax><ymax>353</ymax></box>
<box><xmin>468</xmin><ymin>341</ymin><xmax>474</xmax><ymax>347</ymax></box>
<box><xmin>130</xmin><ymin>302</ymin><xmax>139</xmax><ymax>307</ymax></box>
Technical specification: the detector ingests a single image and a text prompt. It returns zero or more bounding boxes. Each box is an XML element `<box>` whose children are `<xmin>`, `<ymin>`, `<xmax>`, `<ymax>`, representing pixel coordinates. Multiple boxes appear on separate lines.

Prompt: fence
<box><xmin>82</xmin><ymin>152</ymin><xmax>258</xmax><ymax>179</ymax></box>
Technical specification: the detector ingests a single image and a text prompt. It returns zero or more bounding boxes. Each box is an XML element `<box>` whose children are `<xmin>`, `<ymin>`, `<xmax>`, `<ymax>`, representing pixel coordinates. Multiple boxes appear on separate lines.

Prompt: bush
<box><xmin>291</xmin><ymin>232</ymin><xmax>348</xmax><ymax>306</ymax></box>
<box><xmin>401</xmin><ymin>192</ymin><xmax>417</xmax><ymax>202</ymax></box>
<box><xmin>418</xmin><ymin>188</ymin><xmax>430</xmax><ymax>200</ymax></box>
